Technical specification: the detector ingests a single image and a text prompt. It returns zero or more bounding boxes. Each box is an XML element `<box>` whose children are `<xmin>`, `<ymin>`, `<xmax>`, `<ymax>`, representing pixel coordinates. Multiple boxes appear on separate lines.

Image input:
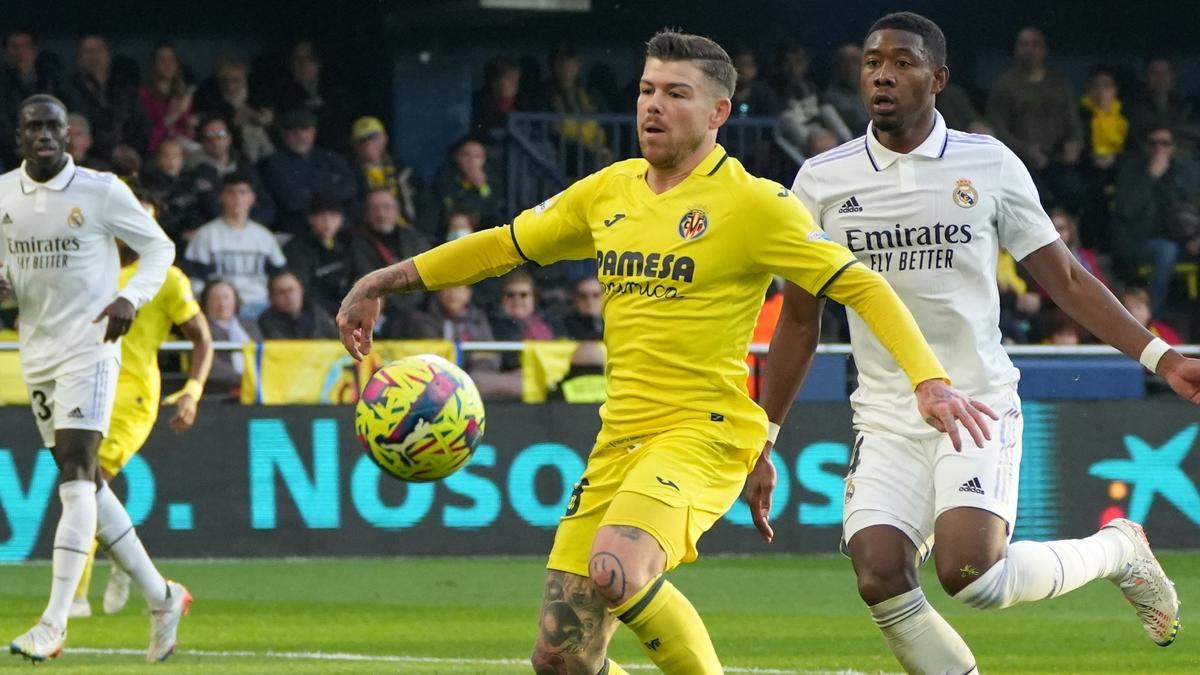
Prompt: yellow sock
<box><xmin>75</xmin><ymin>539</ymin><xmax>99</xmax><ymax>600</ymax></box>
<box><xmin>610</xmin><ymin>575</ymin><xmax>723</xmax><ymax>674</ymax></box>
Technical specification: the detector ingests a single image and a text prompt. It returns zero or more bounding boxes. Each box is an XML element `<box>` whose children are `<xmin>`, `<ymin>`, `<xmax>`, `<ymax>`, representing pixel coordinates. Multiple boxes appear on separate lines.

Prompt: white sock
<box><xmin>870</xmin><ymin>588</ymin><xmax>977</xmax><ymax>675</ymax></box>
<box><xmin>956</xmin><ymin>531</ymin><xmax>1133</xmax><ymax>610</ymax></box>
<box><xmin>43</xmin><ymin>480</ymin><xmax>98</xmax><ymax>630</ymax></box>
<box><xmin>95</xmin><ymin>482</ymin><xmax>168</xmax><ymax>607</ymax></box>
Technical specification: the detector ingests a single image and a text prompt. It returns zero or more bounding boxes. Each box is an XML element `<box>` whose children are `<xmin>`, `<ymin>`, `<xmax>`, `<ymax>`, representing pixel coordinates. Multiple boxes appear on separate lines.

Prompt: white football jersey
<box><xmin>793</xmin><ymin>112</ymin><xmax>1058</xmax><ymax>436</ymax></box>
<box><xmin>0</xmin><ymin>157</ymin><xmax>175</xmax><ymax>382</ymax></box>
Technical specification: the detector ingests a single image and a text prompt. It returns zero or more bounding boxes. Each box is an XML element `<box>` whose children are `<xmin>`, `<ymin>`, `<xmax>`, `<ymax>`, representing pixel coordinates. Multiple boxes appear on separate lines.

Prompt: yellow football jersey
<box><xmin>506</xmin><ymin>145</ymin><xmax>858</xmax><ymax>448</ymax></box>
<box><xmin>117</xmin><ymin>263</ymin><xmax>201</xmax><ymax>401</ymax></box>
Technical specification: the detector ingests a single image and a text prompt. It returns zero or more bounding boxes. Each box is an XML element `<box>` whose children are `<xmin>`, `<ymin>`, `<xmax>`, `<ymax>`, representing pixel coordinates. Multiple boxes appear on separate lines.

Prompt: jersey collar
<box><xmin>691</xmin><ymin>143</ymin><xmax>729</xmax><ymax>177</ymax></box>
<box><xmin>864</xmin><ymin>111</ymin><xmax>949</xmax><ymax>171</ymax></box>
<box><xmin>19</xmin><ymin>156</ymin><xmax>77</xmax><ymax>194</ymax></box>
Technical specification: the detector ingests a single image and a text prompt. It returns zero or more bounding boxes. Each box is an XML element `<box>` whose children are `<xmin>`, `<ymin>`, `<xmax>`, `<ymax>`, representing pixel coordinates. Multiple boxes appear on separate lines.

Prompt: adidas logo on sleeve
<box><xmin>958</xmin><ymin>477</ymin><xmax>985</xmax><ymax>495</ymax></box>
<box><xmin>837</xmin><ymin>196</ymin><xmax>863</xmax><ymax>213</ymax></box>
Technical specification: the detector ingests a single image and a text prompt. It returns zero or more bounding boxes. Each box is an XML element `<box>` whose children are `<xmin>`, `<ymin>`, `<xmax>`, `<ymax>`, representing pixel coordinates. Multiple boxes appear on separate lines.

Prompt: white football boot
<box><xmin>104</xmin><ymin>564</ymin><xmax>131</xmax><ymax>614</ymax></box>
<box><xmin>9</xmin><ymin>620</ymin><xmax>66</xmax><ymax>663</ymax></box>
<box><xmin>1104</xmin><ymin>518</ymin><xmax>1181</xmax><ymax>646</ymax></box>
<box><xmin>147</xmin><ymin>581</ymin><xmax>192</xmax><ymax>662</ymax></box>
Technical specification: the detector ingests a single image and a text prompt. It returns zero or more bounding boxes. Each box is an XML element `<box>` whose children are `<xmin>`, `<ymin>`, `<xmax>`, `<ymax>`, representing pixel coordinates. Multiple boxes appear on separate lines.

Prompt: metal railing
<box><xmin>503</xmin><ymin>112</ymin><xmax>806</xmax><ymax>213</ymax></box>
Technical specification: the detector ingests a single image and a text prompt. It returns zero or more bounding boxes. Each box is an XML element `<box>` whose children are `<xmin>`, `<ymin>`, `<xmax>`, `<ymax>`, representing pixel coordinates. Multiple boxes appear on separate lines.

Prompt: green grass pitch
<box><xmin>0</xmin><ymin>553</ymin><xmax>1195</xmax><ymax>673</ymax></box>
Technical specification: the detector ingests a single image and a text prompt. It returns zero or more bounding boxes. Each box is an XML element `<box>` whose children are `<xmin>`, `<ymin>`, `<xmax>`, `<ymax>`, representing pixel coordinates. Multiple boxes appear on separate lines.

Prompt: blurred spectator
<box><xmin>1127</xmin><ymin>58</ymin><xmax>1197</xmax><ymax>155</ymax></box>
<box><xmin>185</xmin><ymin>173</ymin><xmax>287</xmax><ymax>319</ymax></box>
<box><xmin>823</xmin><ymin>44</ymin><xmax>870</xmax><ymax>136</ymax></box>
<box><xmin>1113</xmin><ymin>125</ymin><xmax>1200</xmax><ymax>316</ymax></box>
<box><xmin>987</xmin><ymin>27</ymin><xmax>1085</xmax><ymax>208</ymax></box>
<box><xmin>137</xmin><ymin>43</ymin><xmax>195</xmax><ymax>154</ymax></box>
<box><xmin>189</xmin><ymin>115</ymin><xmax>276</xmax><ymax>225</ymax></box>
<box><xmin>421</xmin><ymin>137</ymin><xmax>504</xmax><ymax>239</ymax></box>
<box><xmin>1080</xmin><ymin>68</ymin><xmax>1128</xmax><ymax>172</ymax></box>
<box><xmin>1047</xmin><ymin>205</ymin><xmax>1108</xmax><ymax>289</ymax></box>
<box><xmin>272</xmin><ymin>41</ymin><xmax>350</xmax><ymax>153</ymax></box>
<box><xmin>258</xmin><ymin>270</ymin><xmax>338</xmax><ymax>339</ymax></box>
<box><xmin>1078</xmin><ymin>67</ymin><xmax>1128</xmax><ymax>249</ymax></box>
<box><xmin>562</xmin><ymin>277</ymin><xmax>604</xmax><ymax>341</ymax></box>
<box><xmin>67</xmin><ymin>113</ymin><xmax>112</xmax><ymax>171</ymax></box>
<box><xmin>201</xmin><ymin>278</ymin><xmax>261</xmax><ymax>398</ymax></box>
<box><xmin>109</xmin><ymin>144</ymin><xmax>143</xmax><ymax>178</ymax></box>
<box><xmin>472</xmin><ymin>58</ymin><xmax>522</xmax><ymax>139</ymax></box>
<box><xmin>775</xmin><ymin>42</ymin><xmax>851</xmax><ymax>147</ymax></box>
<box><xmin>401</xmin><ymin>287</ymin><xmax>512</xmax><ymax>395</ymax></box>
<box><xmin>59</xmin><ymin>35</ymin><xmax>149</xmax><ymax>158</ymax></box>
<box><xmin>535</xmin><ymin>45</ymin><xmax>610</xmax><ymax>168</ymax></box>
<box><xmin>1120</xmin><ymin>286</ymin><xmax>1183</xmax><ymax>345</ymax></box>
<box><xmin>140</xmin><ymin>138</ymin><xmax>204</xmax><ymax>244</ymax></box>
<box><xmin>444</xmin><ymin>208</ymin><xmax>478</xmax><ymax>241</ymax></box>
<box><xmin>490</xmin><ymin>269</ymin><xmax>560</xmax><ymax>370</ymax></box>
<box><xmin>997</xmin><ymin>249</ymin><xmax>1042</xmax><ymax>343</ymax></box>
<box><xmin>258</xmin><ymin>107</ymin><xmax>356</xmax><ymax>235</ymax></box>
<box><xmin>0</xmin><ymin>30</ymin><xmax>60</xmax><ymax>166</ymax></box>
<box><xmin>937</xmin><ymin>81</ymin><xmax>990</xmax><ymax>133</ymax></box>
<box><xmin>283</xmin><ymin>195</ymin><xmax>351</xmax><ymax>315</ymax></box>
<box><xmin>1039</xmin><ymin>306</ymin><xmax>1087</xmax><ymax>345</ymax></box>
<box><xmin>731</xmin><ymin>47</ymin><xmax>779</xmax><ymax>118</ymax></box>
<box><xmin>193</xmin><ymin>55</ymin><xmax>275</xmax><ymax>162</ymax></box>
<box><xmin>350</xmin><ymin>189</ymin><xmax>432</xmax><ymax>336</ymax></box>
<box><xmin>350</xmin><ymin>115</ymin><xmax>419</xmax><ymax>224</ymax></box>
<box><xmin>805</xmin><ymin>127</ymin><xmax>839</xmax><ymax>158</ymax></box>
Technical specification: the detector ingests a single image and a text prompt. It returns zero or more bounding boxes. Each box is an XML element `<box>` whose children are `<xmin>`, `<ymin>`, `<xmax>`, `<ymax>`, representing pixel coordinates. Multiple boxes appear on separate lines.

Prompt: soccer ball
<box><xmin>354</xmin><ymin>354</ymin><xmax>486</xmax><ymax>482</ymax></box>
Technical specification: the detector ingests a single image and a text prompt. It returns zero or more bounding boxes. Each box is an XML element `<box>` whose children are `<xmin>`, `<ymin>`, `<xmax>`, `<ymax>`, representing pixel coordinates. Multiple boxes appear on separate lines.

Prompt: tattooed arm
<box><xmin>336</xmin><ymin>259</ymin><xmax>427</xmax><ymax>361</ymax></box>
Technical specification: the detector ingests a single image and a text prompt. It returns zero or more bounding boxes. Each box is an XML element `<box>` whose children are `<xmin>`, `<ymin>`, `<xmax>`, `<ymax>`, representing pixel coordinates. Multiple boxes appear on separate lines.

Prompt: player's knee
<box><xmin>855</xmin><ymin>563</ymin><xmax>919</xmax><ymax>606</ymax></box>
<box><xmin>936</xmin><ymin>553</ymin><xmax>1003</xmax><ymax>597</ymax></box>
<box><xmin>588</xmin><ymin>525</ymin><xmax>665</xmax><ymax>608</ymax></box>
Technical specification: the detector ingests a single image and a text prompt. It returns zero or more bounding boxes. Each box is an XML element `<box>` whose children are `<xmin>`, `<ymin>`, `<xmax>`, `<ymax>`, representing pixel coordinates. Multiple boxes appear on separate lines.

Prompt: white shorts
<box><xmin>25</xmin><ymin>358</ymin><xmax>119</xmax><ymax>448</ymax></box>
<box><xmin>842</xmin><ymin>389</ymin><xmax>1023</xmax><ymax>562</ymax></box>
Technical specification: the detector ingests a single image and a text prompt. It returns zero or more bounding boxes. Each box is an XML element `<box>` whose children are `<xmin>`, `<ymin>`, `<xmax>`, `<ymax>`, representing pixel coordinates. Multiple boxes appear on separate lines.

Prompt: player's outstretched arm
<box><xmin>746</xmin><ymin>282</ymin><xmax>826</xmax><ymax>544</ymax></box>
<box><xmin>823</xmin><ymin>263</ymin><xmax>998</xmax><ymax>450</ymax></box>
<box><xmin>1023</xmin><ymin>239</ymin><xmax>1200</xmax><ymax>402</ymax></box>
<box><xmin>336</xmin><ymin>226</ymin><xmax>526</xmax><ymax>360</ymax></box>
<box><xmin>165</xmin><ymin>312</ymin><xmax>213</xmax><ymax>432</ymax></box>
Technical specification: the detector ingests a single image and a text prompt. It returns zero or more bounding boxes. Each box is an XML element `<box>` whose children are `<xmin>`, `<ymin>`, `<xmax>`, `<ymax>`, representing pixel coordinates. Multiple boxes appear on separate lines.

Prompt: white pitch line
<box><xmin>67</xmin><ymin>647</ymin><xmax>882</xmax><ymax>674</ymax></box>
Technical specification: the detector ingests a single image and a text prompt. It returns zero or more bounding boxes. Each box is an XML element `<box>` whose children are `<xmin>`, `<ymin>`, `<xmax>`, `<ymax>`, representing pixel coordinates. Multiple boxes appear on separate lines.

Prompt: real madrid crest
<box><xmin>952</xmin><ymin>178</ymin><xmax>978</xmax><ymax>209</ymax></box>
<box><xmin>845</xmin><ymin>479</ymin><xmax>855</xmax><ymax>503</ymax></box>
<box><xmin>678</xmin><ymin>208</ymin><xmax>708</xmax><ymax>240</ymax></box>
<box><xmin>67</xmin><ymin>206</ymin><xmax>84</xmax><ymax>228</ymax></box>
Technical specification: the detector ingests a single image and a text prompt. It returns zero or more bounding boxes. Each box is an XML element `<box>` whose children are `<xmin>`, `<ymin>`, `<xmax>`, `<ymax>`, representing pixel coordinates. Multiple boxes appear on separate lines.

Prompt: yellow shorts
<box><xmin>546</xmin><ymin>424</ymin><xmax>757</xmax><ymax>577</ymax></box>
<box><xmin>98</xmin><ymin>382</ymin><xmax>157</xmax><ymax>475</ymax></box>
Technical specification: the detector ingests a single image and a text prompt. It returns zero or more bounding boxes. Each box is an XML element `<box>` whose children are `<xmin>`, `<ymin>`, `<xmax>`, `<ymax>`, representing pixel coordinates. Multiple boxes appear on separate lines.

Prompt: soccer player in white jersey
<box><xmin>0</xmin><ymin>95</ymin><xmax>191</xmax><ymax>663</ymax></box>
<box><xmin>745</xmin><ymin>13</ymin><xmax>1200</xmax><ymax>674</ymax></box>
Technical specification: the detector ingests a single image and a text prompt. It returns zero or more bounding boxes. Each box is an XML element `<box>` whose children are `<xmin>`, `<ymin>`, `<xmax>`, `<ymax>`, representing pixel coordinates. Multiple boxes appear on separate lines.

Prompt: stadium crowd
<box><xmin>0</xmin><ymin>28</ymin><xmax>1197</xmax><ymax>398</ymax></box>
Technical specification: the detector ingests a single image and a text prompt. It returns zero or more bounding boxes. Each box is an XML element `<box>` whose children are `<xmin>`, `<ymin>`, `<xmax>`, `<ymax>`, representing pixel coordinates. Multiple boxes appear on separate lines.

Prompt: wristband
<box><xmin>767</xmin><ymin>422</ymin><xmax>781</xmax><ymax>444</ymax></box>
<box><xmin>1139</xmin><ymin>337</ymin><xmax>1171</xmax><ymax>374</ymax></box>
<box><xmin>165</xmin><ymin>378</ymin><xmax>204</xmax><ymax>404</ymax></box>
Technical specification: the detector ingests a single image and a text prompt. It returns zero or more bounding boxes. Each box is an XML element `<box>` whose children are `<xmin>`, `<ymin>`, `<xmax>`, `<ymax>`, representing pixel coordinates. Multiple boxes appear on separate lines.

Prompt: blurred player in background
<box><xmin>70</xmin><ymin>193</ymin><xmax>212</xmax><ymax>619</ymax></box>
<box><xmin>749</xmin><ymin>12</ymin><xmax>1199</xmax><ymax>673</ymax></box>
<box><xmin>0</xmin><ymin>94</ymin><xmax>191</xmax><ymax>663</ymax></box>
<box><xmin>338</xmin><ymin>30</ymin><xmax>993</xmax><ymax>675</ymax></box>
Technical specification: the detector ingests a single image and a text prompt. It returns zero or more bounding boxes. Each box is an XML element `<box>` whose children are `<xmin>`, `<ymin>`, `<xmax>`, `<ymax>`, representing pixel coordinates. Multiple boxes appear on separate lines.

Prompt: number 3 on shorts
<box><xmin>31</xmin><ymin>389</ymin><xmax>52</xmax><ymax>421</ymax></box>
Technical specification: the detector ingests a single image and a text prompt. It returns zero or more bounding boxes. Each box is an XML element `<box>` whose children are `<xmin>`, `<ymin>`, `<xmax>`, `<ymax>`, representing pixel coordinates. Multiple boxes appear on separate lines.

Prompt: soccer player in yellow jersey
<box><xmin>71</xmin><ymin>229</ymin><xmax>213</xmax><ymax>619</ymax></box>
<box><xmin>337</xmin><ymin>31</ymin><xmax>993</xmax><ymax>675</ymax></box>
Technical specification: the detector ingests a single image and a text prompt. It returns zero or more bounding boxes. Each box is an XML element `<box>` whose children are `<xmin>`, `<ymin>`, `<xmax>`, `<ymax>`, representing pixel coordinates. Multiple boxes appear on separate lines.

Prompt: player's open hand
<box><xmin>337</xmin><ymin>281</ymin><xmax>382</xmax><ymax>361</ymax></box>
<box><xmin>743</xmin><ymin>444</ymin><xmax>777</xmax><ymax>544</ymax></box>
<box><xmin>93</xmin><ymin>297</ymin><xmax>135</xmax><ymax>342</ymax></box>
<box><xmin>167</xmin><ymin>393</ymin><xmax>198</xmax><ymax>432</ymax></box>
<box><xmin>915</xmin><ymin>379</ymin><xmax>998</xmax><ymax>452</ymax></box>
<box><xmin>1160</xmin><ymin>355</ymin><xmax>1200</xmax><ymax>404</ymax></box>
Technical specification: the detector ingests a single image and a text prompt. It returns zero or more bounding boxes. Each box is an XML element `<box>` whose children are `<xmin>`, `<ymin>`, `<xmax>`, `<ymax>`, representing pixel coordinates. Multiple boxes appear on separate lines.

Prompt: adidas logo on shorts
<box><xmin>959</xmin><ymin>476</ymin><xmax>985</xmax><ymax>495</ymax></box>
<box><xmin>838</xmin><ymin>196</ymin><xmax>863</xmax><ymax>213</ymax></box>
<box><xmin>67</xmin><ymin>407</ymin><xmax>84</xmax><ymax>419</ymax></box>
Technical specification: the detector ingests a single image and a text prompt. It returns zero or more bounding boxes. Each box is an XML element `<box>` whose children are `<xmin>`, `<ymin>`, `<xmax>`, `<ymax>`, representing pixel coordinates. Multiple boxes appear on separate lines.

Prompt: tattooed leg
<box><xmin>531</xmin><ymin>570</ymin><xmax>619</xmax><ymax>675</ymax></box>
<box><xmin>588</xmin><ymin>525</ymin><xmax>667</xmax><ymax>608</ymax></box>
